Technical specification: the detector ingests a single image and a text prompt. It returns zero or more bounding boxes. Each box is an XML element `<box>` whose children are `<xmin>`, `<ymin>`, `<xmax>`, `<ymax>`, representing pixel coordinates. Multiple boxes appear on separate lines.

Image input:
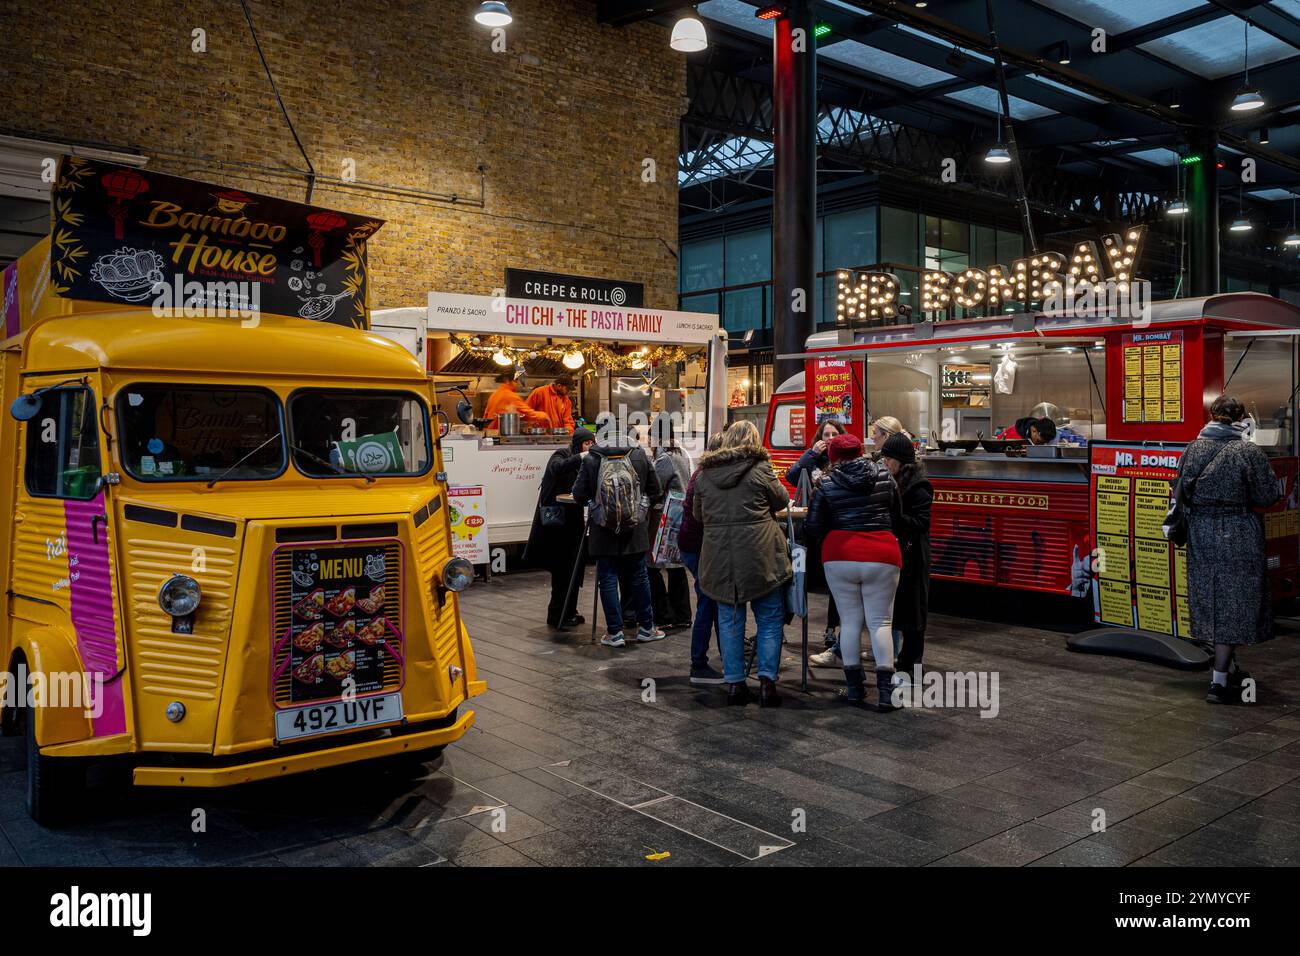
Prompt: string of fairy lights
<box><xmin>447</xmin><ymin>333</ymin><xmax>704</xmax><ymax>376</ymax></box>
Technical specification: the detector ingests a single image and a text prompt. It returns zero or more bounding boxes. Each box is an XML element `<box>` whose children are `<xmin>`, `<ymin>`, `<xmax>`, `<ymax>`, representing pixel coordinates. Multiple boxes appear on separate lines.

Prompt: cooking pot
<box><xmin>498</xmin><ymin>412</ymin><xmax>521</xmax><ymax>436</ymax></box>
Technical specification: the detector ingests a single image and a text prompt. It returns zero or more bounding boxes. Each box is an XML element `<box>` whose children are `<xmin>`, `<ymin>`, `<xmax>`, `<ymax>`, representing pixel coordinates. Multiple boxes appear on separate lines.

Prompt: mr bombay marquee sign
<box><xmin>835</xmin><ymin>225</ymin><xmax>1146</xmax><ymax>322</ymax></box>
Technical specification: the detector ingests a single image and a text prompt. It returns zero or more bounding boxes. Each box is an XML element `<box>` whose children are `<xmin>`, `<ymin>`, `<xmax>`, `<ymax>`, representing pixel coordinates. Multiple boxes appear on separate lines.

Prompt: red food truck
<box><xmin>765</xmin><ymin>293</ymin><xmax>1300</xmax><ymax>619</ymax></box>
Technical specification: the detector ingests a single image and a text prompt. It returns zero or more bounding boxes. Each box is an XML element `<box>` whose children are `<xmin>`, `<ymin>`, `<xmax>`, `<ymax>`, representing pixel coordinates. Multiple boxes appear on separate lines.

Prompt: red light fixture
<box><xmin>755</xmin><ymin>5</ymin><xmax>784</xmax><ymax>19</ymax></box>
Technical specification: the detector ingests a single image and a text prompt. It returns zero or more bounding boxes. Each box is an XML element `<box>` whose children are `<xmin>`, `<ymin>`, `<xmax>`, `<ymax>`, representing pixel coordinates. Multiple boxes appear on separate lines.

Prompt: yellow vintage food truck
<box><xmin>0</xmin><ymin>305</ymin><xmax>486</xmax><ymax>824</ymax></box>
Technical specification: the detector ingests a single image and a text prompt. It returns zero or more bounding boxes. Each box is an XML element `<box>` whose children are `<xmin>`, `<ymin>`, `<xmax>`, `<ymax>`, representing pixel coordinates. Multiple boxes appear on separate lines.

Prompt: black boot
<box><xmin>842</xmin><ymin>665</ymin><xmax>866</xmax><ymax>705</ymax></box>
<box><xmin>875</xmin><ymin>668</ymin><xmax>899</xmax><ymax>713</ymax></box>
<box><xmin>727</xmin><ymin>681</ymin><xmax>753</xmax><ymax>706</ymax></box>
<box><xmin>758</xmin><ymin>676</ymin><xmax>782</xmax><ymax>708</ymax></box>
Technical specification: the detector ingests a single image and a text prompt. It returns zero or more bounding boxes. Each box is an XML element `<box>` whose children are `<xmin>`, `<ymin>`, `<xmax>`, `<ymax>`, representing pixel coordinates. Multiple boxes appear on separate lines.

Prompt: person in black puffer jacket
<box><xmin>879</xmin><ymin>433</ymin><xmax>932</xmax><ymax>680</ymax></box>
<box><xmin>804</xmin><ymin>433</ymin><xmax>903</xmax><ymax>710</ymax></box>
<box><xmin>524</xmin><ymin>427</ymin><xmax>595</xmax><ymax>629</ymax></box>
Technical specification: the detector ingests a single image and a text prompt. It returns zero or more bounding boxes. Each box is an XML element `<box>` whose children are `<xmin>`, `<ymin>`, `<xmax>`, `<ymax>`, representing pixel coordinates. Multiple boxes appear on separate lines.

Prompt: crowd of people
<box><xmin>527</xmin><ymin>407</ymin><xmax>936</xmax><ymax>711</ymax></box>
<box><xmin>525</xmin><ymin>389</ymin><xmax>1276</xmax><ymax>710</ymax></box>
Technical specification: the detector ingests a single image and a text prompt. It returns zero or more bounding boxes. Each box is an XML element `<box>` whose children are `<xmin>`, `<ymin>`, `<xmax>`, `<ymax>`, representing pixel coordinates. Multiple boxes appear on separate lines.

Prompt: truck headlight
<box><xmin>158</xmin><ymin>573</ymin><xmax>202</xmax><ymax>616</ymax></box>
<box><xmin>441</xmin><ymin>557</ymin><xmax>474</xmax><ymax>593</ymax></box>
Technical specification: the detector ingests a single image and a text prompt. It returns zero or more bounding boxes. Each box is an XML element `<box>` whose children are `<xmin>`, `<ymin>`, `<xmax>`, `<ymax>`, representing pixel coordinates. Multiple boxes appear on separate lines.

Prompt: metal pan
<box><xmin>979</xmin><ymin>437</ymin><xmax>1028</xmax><ymax>453</ymax></box>
<box><xmin>932</xmin><ymin>431</ymin><xmax>979</xmax><ymax>452</ymax></box>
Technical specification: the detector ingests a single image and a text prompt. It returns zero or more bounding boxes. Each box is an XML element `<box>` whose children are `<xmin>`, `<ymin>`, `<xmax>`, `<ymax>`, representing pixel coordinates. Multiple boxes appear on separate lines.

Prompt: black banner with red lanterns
<box><xmin>49</xmin><ymin>157</ymin><xmax>384</xmax><ymax>327</ymax></box>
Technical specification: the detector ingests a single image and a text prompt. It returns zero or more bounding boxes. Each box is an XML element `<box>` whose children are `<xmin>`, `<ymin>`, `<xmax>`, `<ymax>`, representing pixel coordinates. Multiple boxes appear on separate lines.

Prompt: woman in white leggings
<box><xmin>804</xmin><ymin>432</ymin><xmax>903</xmax><ymax>709</ymax></box>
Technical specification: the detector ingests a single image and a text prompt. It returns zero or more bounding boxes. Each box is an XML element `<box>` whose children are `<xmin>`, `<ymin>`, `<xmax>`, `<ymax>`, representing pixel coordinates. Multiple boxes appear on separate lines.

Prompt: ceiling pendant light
<box><xmin>474</xmin><ymin>2</ymin><xmax>512</xmax><ymax>27</ymax></box>
<box><xmin>1285</xmin><ymin>197</ymin><xmax>1300</xmax><ymax>247</ymax></box>
<box><xmin>1230</xmin><ymin>186</ymin><xmax>1252</xmax><ymax>232</ymax></box>
<box><xmin>1230</xmin><ymin>22</ymin><xmax>1265</xmax><ymax>112</ymax></box>
<box><xmin>985</xmin><ymin>144</ymin><xmax>1012</xmax><ymax>164</ymax></box>
<box><xmin>492</xmin><ymin>349</ymin><xmax>513</xmax><ymax>366</ymax></box>
<box><xmin>562</xmin><ymin>350</ymin><xmax>586</xmax><ymax>370</ymax></box>
<box><xmin>670</xmin><ymin>13</ymin><xmax>708</xmax><ymax>53</ymax></box>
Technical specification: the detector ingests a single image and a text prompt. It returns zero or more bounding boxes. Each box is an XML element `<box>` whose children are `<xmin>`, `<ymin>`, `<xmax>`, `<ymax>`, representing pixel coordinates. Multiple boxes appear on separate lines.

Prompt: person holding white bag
<box><xmin>646</xmin><ymin>413</ymin><xmax>694</xmax><ymax>631</ymax></box>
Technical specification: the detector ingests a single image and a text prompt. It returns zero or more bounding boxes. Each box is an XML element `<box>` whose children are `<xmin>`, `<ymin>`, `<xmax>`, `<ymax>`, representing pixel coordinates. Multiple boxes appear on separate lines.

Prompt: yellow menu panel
<box><xmin>1136</xmin><ymin>585</ymin><xmax>1173</xmax><ymax>634</ymax></box>
<box><xmin>1173</xmin><ymin>545</ymin><xmax>1188</xmax><ymax>596</ymax></box>
<box><xmin>1098</xmin><ymin>578</ymin><xmax>1135</xmax><ymax>626</ymax></box>
<box><xmin>1133</xmin><ymin>494</ymin><xmax>1169</xmax><ymax>540</ymax></box>
<box><xmin>1096</xmin><ymin>532</ymin><xmax>1130</xmax><ymax>581</ymax></box>
<box><xmin>1175</xmin><ymin>595</ymin><xmax>1192</xmax><ymax>639</ymax></box>
<box><xmin>1135</xmin><ymin>478</ymin><xmax>1171</xmax><ymax>498</ymax></box>
<box><xmin>1134</xmin><ymin>538</ymin><xmax>1170</xmax><ymax>587</ymax></box>
<box><xmin>1096</xmin><ymin>491</ymin><xmax>1131</xmax><ymax>536</ymax></box>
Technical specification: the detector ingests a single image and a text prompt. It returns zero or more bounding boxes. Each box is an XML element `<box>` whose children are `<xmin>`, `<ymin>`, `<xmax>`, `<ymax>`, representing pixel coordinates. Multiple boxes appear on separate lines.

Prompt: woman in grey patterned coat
<box><xmin>1179</xmin><ymin>395</ymin><xmax>1279</xmax><ymax>704</ymax></box>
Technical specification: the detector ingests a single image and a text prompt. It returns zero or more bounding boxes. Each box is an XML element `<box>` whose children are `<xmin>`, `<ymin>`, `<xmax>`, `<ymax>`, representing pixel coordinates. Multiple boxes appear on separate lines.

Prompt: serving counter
<box><xmin>920</xmin><ymin>452</ymin><xmax>1089</xmax><ymax>485</ymax></box>
<box><xmin>442</xmin><ymin>433</ymin><xmax>564</xmax><ymax>546</ymax></box>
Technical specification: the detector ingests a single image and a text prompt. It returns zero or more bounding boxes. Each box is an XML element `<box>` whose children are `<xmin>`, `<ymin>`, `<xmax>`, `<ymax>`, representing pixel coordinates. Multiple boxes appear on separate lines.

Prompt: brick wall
<box><xmin>1</xmin><ymin>0</ymin><xmax>684</xmax><ymax>308</ymax></box>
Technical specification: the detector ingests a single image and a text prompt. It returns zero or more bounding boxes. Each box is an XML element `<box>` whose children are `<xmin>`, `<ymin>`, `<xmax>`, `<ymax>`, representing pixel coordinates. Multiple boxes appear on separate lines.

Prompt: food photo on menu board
<box><xmin>287</xmin><ymin>545</ymin><xmax>393</xmax><ymax>703</ymax></box>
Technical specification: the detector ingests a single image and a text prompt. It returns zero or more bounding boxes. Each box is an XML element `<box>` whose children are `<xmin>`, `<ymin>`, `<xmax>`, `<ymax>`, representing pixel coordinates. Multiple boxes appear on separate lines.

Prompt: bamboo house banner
<box><xmin>50</xmin><ymin>157</ymin><xmax>383</xmax><ymax>328</ymax></box>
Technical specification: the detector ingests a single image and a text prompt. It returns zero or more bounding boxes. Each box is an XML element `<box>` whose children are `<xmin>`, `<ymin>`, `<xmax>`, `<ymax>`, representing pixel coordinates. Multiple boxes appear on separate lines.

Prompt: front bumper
<box><xmin>131</xmin><ymin>709</ymin><xmax>475</xmax><ymax>788</ymax></box>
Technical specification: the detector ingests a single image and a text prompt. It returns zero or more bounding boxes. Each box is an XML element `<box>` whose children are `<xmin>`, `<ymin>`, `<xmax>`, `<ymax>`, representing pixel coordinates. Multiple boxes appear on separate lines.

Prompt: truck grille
<box><xmin>271</xmin><ymin>540</ymin><xmax>404</xmax><ymax>707</ymax></box>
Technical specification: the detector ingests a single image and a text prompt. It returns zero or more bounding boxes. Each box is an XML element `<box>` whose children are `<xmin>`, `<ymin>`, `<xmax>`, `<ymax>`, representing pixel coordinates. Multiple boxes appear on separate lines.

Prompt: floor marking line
<box><xmin>539</xmin><ymin>762</ymin><xmax>795</xmax><ymax>861</ymax></box>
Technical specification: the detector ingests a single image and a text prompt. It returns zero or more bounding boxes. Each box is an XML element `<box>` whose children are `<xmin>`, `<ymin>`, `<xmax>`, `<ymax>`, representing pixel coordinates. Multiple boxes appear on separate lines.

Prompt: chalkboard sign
<box><xmin>50</xmin><ymin>156</ymin><xmax>383</xmax><ymax>328</ymax></box>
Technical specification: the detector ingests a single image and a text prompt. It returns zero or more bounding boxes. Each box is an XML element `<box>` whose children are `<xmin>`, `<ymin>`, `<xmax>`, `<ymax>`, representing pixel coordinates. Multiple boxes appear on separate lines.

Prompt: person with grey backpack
<box><xmin>572</xmin><ymin>417</ymin><xmax>664</xmax><ymax>647</ymax></box>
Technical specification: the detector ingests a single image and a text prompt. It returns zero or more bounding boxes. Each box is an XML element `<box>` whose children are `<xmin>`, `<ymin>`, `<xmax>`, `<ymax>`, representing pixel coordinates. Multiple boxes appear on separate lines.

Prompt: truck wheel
<box><xmin>20</xmin><ymin>695</ymin><xmax>83</xmax><ymax>827</ymax></box>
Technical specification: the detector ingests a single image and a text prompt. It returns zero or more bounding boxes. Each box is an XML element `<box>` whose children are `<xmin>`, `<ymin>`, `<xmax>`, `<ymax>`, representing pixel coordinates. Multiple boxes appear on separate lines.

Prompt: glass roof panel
<box><xmin>1026</xmin><ymin>74</ymin><xmax>1107</xmax><ymax>104</ymax></box>
<box><xmin>820</xmin><ymin>39</ymin><xmax>957</xmax><ymax>86</ymax></box>
<box><xmin>1126</xmin><ymin>148</ymin><xmax>1182</xmax><ymax>166</ymax></box>
<box><xmin>895</xmin><ymin>24</ymin><xmax>994</xmax><ymax>63</ymax></box>
<box><xmin>698</xmin><ymin>0</ymin><xmax>771</xmax><ymax>37</ymax></box>
<box><xmin>1247</xmin><ymin>188</ymin><xmax>1299</xmax><ymax>201</ymax></box>
<box><xmin>944</xmin><ymin>86</ymin><xmax>1057</xmax><ymax>120</ymax></box>
<box><xmin>1031</xmin><ymin>0</ymin><xmax>1207</xmax><ymax>35</ymax></box>
<box><xmin>1140</xmin><ymin>18</ymin><xmax>1299</xmax><ymax>79</ymax></box>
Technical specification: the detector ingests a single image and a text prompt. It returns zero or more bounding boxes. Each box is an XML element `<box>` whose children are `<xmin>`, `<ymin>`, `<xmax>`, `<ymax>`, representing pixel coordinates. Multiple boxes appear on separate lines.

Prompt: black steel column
<box><xmin>772</xmin><ymin>0</ymin><xmax>817</xmax><ymax>388</ymax></box>
<box><xmin>1188</xmin><ymin>128</ymin><xmax>1219</xmax><ymax>297</ymax></box>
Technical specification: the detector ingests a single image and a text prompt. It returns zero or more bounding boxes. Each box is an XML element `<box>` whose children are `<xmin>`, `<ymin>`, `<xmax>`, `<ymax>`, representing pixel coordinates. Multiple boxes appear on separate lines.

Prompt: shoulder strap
<box><xmin>1183</xmin><ymin>440</ymin><xmax>1234</xmax><ymax>499</ymax></box>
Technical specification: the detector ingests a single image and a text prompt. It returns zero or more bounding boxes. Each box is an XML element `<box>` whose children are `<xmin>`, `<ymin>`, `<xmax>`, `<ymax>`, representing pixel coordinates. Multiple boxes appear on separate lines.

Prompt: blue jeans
<box><xmin>717</xmin><ymin>587</ymin><xmax>785</xmax><ymax>684</ymax></box>
<box><xmin>681</xmin><ymin>550</ymin><xmax>717</xmax><ymax>669</ymax></box>
<box><xmin>596</xmin><ymin>554</ymin><xmax>653</xmax><ymax>635</ymax></box>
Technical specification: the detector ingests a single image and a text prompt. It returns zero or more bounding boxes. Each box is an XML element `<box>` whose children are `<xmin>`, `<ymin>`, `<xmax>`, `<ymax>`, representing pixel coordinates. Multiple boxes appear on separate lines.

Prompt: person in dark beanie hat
<box><xmin>525</xmin><ymin>426</ymin><xmax>596</xmax><ymax>628</ymax></box>
<box><xmin>880</xmin><ymin>432</ymin><xmax>915</xmax><ymax>466</ymax></box>
<box><xmin>879</xmin><ymin>432</ymin><xmax>932</xmax><ymax>686</ymax></box>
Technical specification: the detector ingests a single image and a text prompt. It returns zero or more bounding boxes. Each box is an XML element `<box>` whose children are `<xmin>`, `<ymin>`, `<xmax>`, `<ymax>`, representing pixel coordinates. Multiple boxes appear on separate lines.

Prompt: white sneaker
<box><xmin>635</xmin><ymin>627</ymin><xmax>666</xmax><ymax>643</ymax></box>
<box><xmin>600</xmin><ymin>632</ymin><xmax>626</xmax><ymax>648</ymax></box>
<box><xmin>809</xmin><ymin>647</ymin><xmax>842</xmax><ymax>667</ymax></box>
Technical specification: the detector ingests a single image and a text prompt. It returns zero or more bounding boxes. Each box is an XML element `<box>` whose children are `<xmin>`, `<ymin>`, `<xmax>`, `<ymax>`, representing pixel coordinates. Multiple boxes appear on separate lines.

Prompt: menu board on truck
<box><xmin>812</xmin><ymin>359</ymin><xmax>854</xmax><ymax>425</ymax></box>
<box><xmin>448</xmin><ymin>486</ymin><xmax>490</xmax><ymax>564</ymax></box>
<box><xmin>1120</xmin><ymin>330</ymin><xmax>1182</xmax><ymax>424</ymax></box>
<box><xmin>284</xmin><ymin>543</ymin><xmax>395</xmax><ymax>703</ymax></box>
<box><xmin>1089</xmin><ymin>442</ymin><xmax>1188</xmax><ymax>637</ymax></box>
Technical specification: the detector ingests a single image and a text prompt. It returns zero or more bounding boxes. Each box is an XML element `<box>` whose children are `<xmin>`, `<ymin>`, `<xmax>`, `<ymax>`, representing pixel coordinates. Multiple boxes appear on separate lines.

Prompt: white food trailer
<box><xmin>372</xmin><ymin>294</ymin><xmax>725</xmax><ymax>553</ymax></box>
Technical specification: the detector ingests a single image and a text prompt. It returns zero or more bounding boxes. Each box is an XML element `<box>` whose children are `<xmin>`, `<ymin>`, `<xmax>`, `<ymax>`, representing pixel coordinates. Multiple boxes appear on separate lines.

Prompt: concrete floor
<box><xmin>1</xmin><ymin>569</ymin><xmax>1298</xmax><ymax>866</ymax></box>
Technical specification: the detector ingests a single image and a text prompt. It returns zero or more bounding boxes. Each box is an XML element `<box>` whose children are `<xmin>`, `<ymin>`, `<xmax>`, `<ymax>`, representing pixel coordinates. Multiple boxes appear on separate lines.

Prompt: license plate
<box><xmin>275</xmin><ymin>693</ymin><xmax>403</xmax><ymax>742</ymax></box>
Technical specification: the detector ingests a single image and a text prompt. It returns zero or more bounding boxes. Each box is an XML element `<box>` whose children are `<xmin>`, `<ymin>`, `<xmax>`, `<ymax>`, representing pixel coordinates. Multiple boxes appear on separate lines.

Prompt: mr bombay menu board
<box><xmin>1090</xmin><ymin>442</ymin><xmax>1191</xmax><ymax>638</ymax></box>
<box><xmin>284</xmin><ymin>543</ymin><xmax>396</xmax><ymax>703</ymax></box>
<box><xmin>1121</xmin><ymin>330</ymin><xmax>1183</xmax><ymax>424</ymax></box>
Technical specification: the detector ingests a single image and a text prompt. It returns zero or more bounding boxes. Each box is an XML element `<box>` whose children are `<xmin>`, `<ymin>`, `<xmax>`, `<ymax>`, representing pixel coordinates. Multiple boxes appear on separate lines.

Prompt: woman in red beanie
<box><xmin>804</xmin><ymin>432</ymin><xmax>903</xmax><ymax>709</ymax></box>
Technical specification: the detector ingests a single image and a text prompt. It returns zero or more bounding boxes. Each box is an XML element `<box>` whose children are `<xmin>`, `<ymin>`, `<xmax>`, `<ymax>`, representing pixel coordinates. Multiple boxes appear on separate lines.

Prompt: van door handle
<box><xmin>91</xmin><ymin>514</ymin><xmax>106</xmax><ymax>545</ymax></box>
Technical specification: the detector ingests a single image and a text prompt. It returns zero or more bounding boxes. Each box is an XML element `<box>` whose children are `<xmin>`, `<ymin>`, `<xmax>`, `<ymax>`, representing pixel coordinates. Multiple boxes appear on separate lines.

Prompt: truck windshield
<box><xmin>117</xmin><ymin>385</ymin><xmax>285</xmax><ymax>481</ymax></box>
<box><xmin>289</xmin><ymin>389</ymin><xmax>431</xmax><ymax>477</ymax></box>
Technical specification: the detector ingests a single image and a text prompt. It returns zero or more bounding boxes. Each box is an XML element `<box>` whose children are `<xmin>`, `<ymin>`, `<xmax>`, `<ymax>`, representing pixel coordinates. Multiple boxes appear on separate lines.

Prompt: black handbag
<box><xmin>538</xmin><ymin>504</ymin><xmax>566</xmax><ymax>528</ymax></box>
<box><xmin>1163</xmin><ymin>441</ymin><xmax>1232</xmax><ymax>546</ymax></box>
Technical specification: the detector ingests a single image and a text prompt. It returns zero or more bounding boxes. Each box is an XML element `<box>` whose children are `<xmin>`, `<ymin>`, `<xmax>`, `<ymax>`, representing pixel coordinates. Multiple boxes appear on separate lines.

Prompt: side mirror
<box><xmin>10</xmin><ymin>393</ymin><xmax>43</xmax><ymax>422</ymax></box>
<box><xmin>455</xmin><ymin>400</ymin><xmax>473</xmax><ymax>425</ymax></box>
<box><xmin>436</xmin><ymin>410</ymin><xmax>451</xmax><ymax>440</ymax></box>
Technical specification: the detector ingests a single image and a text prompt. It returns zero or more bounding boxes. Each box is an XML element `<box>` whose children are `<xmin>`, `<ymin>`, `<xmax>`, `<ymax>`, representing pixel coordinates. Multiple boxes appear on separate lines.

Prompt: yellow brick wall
<box><xmin>1</xmin><ymin>0</ymin><xmax>685</xmax><ymax>308</ymax></box>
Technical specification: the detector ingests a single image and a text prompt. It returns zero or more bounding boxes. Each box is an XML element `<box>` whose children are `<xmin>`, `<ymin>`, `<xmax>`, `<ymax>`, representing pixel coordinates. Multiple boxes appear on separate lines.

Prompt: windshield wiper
<box><xmin>290</xmin><ymin>442</ymin><xmax>376</xmax><ymax>484</ymax></box>
<box><xmin>206</xmin><ymin>432</ymin><xmax>283</xmax><ymax>488</ymax></box>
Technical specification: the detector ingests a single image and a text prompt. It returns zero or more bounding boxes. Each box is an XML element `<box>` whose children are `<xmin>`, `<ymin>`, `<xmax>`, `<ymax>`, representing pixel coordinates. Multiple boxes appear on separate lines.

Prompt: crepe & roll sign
<box><xmin>50</xmin><ymin>156</ymin><xmax>383</xmax><ymax>327</ymax></box>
